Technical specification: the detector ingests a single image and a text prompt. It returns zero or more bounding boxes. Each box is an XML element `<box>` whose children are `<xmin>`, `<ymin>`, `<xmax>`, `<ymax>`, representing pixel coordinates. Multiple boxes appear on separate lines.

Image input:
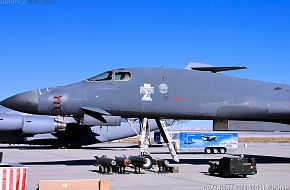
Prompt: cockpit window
<box><xmin>87</xmin><ymin>71</ymin><xmax>113</xmax><ymax>81</ymax></box>
<box><xmin>114</xmin><ymin>71</ymin><xmax>131</xmax><ymax>81</ymax></box>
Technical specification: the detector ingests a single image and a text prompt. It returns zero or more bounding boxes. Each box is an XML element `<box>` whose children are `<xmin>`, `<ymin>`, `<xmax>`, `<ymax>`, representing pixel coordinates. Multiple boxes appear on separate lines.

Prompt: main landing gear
<box><xmin>134</xmin><ymin>118</ymin><xmax>179</xmax><ymax>169</ymax></box>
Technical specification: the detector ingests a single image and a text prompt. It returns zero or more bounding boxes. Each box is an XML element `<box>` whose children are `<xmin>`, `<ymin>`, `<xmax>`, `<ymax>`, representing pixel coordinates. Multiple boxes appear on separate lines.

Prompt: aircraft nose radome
<box><xmin>0</xmin><ymin>90</ymin><xmax>38</xmax><ymax>114</ymax></box>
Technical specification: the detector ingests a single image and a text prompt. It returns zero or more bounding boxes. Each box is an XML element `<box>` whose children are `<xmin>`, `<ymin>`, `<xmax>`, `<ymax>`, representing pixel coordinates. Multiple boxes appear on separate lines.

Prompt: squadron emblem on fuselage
<box><xmin>140</xmin><ymin>83</ymin><xmax>154</xmax><ymax>101</ymax></box>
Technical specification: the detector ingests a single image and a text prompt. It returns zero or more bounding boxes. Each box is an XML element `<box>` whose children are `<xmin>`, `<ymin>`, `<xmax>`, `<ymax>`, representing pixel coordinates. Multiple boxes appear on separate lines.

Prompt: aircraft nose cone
<box><xmin>0</xmin><ymin>90</ymin><xmax>39</xmax><ymax>114</ymax></box>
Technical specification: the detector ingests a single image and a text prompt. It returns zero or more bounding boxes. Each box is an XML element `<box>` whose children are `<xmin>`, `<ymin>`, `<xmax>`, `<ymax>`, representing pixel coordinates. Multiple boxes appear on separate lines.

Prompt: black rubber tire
<box><xmin>142</xmin><ymin>155</ymin><xmax>154</xmax><ymax>169</ymax></box>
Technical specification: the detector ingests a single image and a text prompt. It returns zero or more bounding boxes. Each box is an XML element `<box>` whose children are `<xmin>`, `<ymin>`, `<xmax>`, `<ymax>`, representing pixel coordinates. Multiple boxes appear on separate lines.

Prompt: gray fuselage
<box><xmin>2</xmin><ymin>67</ymin><xmax>290</xmax><ymax>124</ymax></box>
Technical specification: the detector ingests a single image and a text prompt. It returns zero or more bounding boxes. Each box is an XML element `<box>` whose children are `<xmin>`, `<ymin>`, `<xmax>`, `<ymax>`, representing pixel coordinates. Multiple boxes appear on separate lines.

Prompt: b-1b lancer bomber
<box><xmin>2</xmin><ymin>63</ymin><xmax>290</xmax><ymax>161</ymax></box>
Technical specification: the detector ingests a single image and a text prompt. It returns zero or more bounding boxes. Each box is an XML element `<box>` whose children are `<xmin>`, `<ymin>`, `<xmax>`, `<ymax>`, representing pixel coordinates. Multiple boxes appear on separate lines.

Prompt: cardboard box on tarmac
<box><xmin>39</xmin><ymin>178</ymin><xmax>110</xmax><ymax>190</ymax></box>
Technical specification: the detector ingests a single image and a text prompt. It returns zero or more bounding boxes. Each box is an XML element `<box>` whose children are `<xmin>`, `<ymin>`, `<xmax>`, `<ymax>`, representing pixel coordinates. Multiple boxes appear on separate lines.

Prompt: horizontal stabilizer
<box><xmin>185</xmin><ymin>62</ymin><xmax>247</xmax><ymax>73</ymax></box>
<box><xmin>81</xmin><ymin>107</ymin><xmax>111</xmax><ymax>123</ymax></box>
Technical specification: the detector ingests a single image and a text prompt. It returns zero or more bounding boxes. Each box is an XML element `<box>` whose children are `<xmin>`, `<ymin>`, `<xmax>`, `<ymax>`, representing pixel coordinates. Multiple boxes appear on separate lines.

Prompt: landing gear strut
<box><xmin>155</xmin><ymin>119</ymin><xmax>179</xmax><ymax>162</ymax></box>
<box><xmin>139</xmin><ymin>118</ymin><xmax>151</xmax><ymax>156</ymax></box>
<box><xmin>138</xmin><ymin>117</ymin><xmax>179</xmax><ymax>167</ymax></box>
<box><xmin>138</xmin><ymin>118</ymin><xmax>153</xmax><ymax>169</ymax></box>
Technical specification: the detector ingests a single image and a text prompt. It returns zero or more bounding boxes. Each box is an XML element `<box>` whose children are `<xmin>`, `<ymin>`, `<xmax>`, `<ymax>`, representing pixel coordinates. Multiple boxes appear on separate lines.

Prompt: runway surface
<box><xmin>1</xmin><ymin>142</ymin><xmax>290</xmax><ymax>190</ymax></box>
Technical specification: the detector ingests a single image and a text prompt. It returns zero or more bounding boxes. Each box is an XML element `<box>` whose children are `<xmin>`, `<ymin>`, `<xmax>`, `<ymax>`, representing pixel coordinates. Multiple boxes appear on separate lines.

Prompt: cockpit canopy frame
<box><xmin>87</xmin><ymin>70</ymin><xmax>132</xmax><ymax>82</ymax></box>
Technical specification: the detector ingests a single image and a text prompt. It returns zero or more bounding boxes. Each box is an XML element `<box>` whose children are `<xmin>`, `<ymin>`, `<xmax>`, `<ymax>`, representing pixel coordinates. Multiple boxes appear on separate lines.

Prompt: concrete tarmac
<box><xmin>1</xmin><ymin>142</ymin><xmax>290</xmax><ymax>190</ymax></box>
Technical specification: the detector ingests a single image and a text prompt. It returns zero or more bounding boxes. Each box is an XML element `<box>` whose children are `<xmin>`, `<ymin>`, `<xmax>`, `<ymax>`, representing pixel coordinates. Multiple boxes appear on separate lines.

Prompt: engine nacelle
<box><xmin>23</xmin><ymin>116</ymin><xmax>66</xmax><ymax>134</ymax></box>
<box><xmin>80</xmin><ymin>114</ymin><xmax>121</xmax><ymax>126</ymax></box>
<box><xmin>0</xmin><ymin>114</ymin><xmax>23</xmax><ymax>131</ymax></box>
<box><xmin>0</xmin><ymin>114</ymin><xmax>66</xmax><ymax>134</ymax></box>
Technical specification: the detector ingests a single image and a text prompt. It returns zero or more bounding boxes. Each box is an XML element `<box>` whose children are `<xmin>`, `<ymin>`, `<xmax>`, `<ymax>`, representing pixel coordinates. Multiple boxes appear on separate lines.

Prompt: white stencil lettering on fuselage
<box><xmin>140</xmin><ymin>83</ymin><xmax>154</xmax><ymax>101</ymax></box>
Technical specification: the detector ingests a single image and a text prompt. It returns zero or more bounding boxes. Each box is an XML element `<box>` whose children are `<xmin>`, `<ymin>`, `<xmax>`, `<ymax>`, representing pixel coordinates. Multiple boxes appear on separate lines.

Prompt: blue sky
<box><xmin>0</xmin><ymin>0</ymin><xmax>290</xmax><ymax>102</ymax></box>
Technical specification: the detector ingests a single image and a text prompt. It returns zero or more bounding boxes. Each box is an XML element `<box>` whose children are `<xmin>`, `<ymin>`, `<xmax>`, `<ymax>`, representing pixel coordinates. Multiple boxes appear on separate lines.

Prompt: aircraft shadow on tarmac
<box><xmin>80</xmin><ymin>144</ymin><xmax>162</xmax><ymax>150</ymax></box>
<box><xmin>81</xmin><ymin>145</ymin><xmax>140</xmax><ymax>150</ymax></box>
<box><xmin>20</xmin><ymin>159</ymin><xmax>96</xmax><ymax>166</ymax></box>
<box><xmin>0</xmin><ymin>144</ymin><xmax>140</xmax><ymax>150</ymax></box>
<box><xmin>0</xmin><ymin>146</ymin><xmax>55</xmax><ymax>150</ymax></box>
<box><xmin>19</xmin><ymin>154</ymin><xmax>290</xmax><ymax>166</ymax></box>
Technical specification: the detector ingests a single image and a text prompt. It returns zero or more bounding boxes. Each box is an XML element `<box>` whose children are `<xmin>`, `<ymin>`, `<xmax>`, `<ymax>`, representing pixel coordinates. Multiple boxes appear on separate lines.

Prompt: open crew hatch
<box><xmin>87</xmin><ymin>70</ymin><xmax>132</xmax><ymax>82</ymax></box>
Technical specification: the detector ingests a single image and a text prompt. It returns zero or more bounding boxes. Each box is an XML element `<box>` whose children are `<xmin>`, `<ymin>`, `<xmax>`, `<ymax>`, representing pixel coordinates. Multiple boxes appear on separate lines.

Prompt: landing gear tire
<box><xmin>205</xmin><ymin>148</ymin><xmax>211</xmax><ymax>154</ymax></box>
<box><xmin>142</xmin><ymin>155</ymin><xmax>153</xmax><ymax>170</ymax></box>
